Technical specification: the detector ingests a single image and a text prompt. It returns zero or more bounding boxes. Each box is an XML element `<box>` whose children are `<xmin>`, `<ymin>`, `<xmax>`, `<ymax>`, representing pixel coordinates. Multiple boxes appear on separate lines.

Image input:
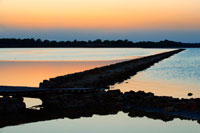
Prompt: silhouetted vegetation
<box><xmin>0</xmin><ymin>38</ymin><xmax>200</xmax><ymax>48</ymax></box>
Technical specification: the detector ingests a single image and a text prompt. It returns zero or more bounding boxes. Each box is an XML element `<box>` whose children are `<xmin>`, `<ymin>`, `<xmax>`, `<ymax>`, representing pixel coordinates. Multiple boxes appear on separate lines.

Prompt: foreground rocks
<box><xmin>41</xmin><ymin>89</ymin><xmax>200</xmax><ymax>121</ymax></box>
<box><xmin>40</xmin><ymin>49</ymin><xmax>184</xmax><ymax>89</ymax></box>
<box><xmin>0</xmin><ymin>96</ymin><xmax>26</xmax><ymax>113</ymax></box>
<box><xmin>1</xmin><ymin>90</ymin><xmax>200</xmax><ymax>128</ymax></box>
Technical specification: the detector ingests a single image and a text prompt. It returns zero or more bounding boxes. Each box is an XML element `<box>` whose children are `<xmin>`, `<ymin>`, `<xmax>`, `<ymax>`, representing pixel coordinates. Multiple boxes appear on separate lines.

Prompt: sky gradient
<box><xmin>0</xmin><ymin>0</ymin><xmax>200</xmax><ymax>42</ymax></box>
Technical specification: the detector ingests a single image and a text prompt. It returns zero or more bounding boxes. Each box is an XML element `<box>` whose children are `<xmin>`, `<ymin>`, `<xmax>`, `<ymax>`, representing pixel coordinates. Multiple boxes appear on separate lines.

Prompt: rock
<box><xmin>0</xmin><ymin>97</ymin><xmax>26</xmax><ymax>113</ymax></box>
<box><xmin>39</xmin><ymin>85</ymin><xmax>200</xmax><ymax>123</ymax></box>
<box><xmin>164</xmin><ymin>107</ymin><xmax>175</xmax><ymax>112</ymax></box>
<box><xmin>188</xmin><ymin>93</ymin><xmax>193</xmax><ymax>96</ymax></box>
<box><xmin>107</xmin><ymin>89</ymin><xmax>122</xmax><ymax>97</ymax></box>
<box><xmin>117</xmin><ymin>94</ymin><xmax>124</xmax><ymax>101</ymax></box>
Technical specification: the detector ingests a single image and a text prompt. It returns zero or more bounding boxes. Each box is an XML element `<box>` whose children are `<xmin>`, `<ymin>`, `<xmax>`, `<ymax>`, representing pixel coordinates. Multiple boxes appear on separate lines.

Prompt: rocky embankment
<box><xmin>40</xmin><ymin>49</ymin><xmax>184</xmax><ymax>89</ymax></box>
<box><xmin>1</xmin><ymin>89</ymin><xmax>200</xmax><ymax>128</ymax></box>
<box><xmin>41</xmin><ymin>89</ymin><xmax>200</xmax><ymax>121</ymax></box>
<box><xmin>0</xmin><ymin>96</ymin><xmax>26</xmax><ymax>113</ymax></box>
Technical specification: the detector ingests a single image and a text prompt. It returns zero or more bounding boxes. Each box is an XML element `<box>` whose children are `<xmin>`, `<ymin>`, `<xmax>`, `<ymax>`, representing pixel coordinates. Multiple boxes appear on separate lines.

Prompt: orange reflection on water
<box><xmin>112</xmin><ymin>72</ymin><xmax>200</xmax><ymax>99</ymax></box>
<box><xmin>1</xmin><ymin>59</ymin><xmax>200</xmax><ymax>99</ymax></box>
<box><xmin>0</xmin><ymin>60</ymin><xmax>120</xmax><ymax>87</ymax></box>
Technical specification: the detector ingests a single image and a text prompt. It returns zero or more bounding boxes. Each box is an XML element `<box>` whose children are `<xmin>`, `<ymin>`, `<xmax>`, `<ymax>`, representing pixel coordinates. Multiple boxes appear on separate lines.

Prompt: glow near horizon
<box><xmin>0</xmin><ymin>0</ymin><xmax>200</xmax><ymax>30</ymax></box>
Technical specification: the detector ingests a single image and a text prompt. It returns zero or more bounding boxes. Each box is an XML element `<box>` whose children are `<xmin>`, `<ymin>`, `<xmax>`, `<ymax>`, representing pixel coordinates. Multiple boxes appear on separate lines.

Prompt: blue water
<box><xmin>145</xmin><ymin>48</ymin><xmax>200</xmax><ymax>83</ymax></box>
<box><xmin>112</xmin><ymin>49</ymin><xmax>200</xmax><ymax>98</ymax></box>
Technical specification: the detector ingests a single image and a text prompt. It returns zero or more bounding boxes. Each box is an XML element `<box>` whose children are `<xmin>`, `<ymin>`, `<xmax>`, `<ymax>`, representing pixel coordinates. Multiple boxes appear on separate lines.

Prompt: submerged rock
<box><xmin>188</xmin><ymin>93</ymin><xmax>193</xmax><ymax>96</ymax></box>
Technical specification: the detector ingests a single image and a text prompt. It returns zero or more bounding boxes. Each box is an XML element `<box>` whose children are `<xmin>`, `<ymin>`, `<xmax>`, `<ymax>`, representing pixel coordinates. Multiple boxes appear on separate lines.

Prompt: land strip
<box><xmin>40</xmin><ymin>49</ymin><xmax>184</xmax><ymax>89</ymax></box>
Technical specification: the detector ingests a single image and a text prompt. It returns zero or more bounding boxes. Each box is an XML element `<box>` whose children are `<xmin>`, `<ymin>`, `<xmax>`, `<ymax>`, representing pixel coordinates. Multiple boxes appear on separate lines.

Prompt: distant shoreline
<box><xmin>0</xmin><ymin>38</ymin><xmax>200</xmax><ymax>48</ymax></box>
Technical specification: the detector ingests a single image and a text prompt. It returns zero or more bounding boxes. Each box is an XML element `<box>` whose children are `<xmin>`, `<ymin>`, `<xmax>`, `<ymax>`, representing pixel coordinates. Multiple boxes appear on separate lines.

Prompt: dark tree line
<box><xmin>0</xmin><ymin>38</ymin><xmax>200</xmax><ymax>48</ymax></box>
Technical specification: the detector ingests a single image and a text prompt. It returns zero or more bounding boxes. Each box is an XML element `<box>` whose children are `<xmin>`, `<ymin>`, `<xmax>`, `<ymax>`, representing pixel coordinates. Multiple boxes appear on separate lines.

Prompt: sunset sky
<box><xmin>0</xmin><ymin>0</ymin><xmax>200</xmax><ymax>42</ymax></box>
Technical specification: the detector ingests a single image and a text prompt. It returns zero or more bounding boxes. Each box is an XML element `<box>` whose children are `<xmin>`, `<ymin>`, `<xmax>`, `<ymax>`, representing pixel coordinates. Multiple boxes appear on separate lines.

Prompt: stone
<box><xmin>0</xmin><ymin>97</ymin><xmax>26</xmax><ymax>113</ymax></box>
<box><xmin>188</xmin><ymin>93</ymin><xmax>193</xmax><ymax>96</ymax></box>
<box><xmin>164</xmin><ymin>107</ymin><xmax>175</xmax><ymax>112</ymax></box>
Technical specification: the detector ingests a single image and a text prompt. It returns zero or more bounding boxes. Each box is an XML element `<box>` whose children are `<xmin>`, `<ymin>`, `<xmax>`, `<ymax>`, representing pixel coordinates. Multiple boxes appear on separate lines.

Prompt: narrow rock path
<box><xmin>40</xmin><ymin>49</ymin><xmax>184</xmax><ymax>89</ymax></box>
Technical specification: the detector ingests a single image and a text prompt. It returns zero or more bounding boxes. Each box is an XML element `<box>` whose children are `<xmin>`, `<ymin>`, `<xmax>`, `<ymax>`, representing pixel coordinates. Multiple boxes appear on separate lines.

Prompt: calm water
<box><xmin>0</xmin><ymin>48</ymin><xmax>200</xmax><ymax>132</ymax></box>
<box><xmin>1</xmin><ymin>112</ymin><xmax>200</xmax><ymax>133</ymax></box>
<box><xmin>0</xmin><ymin>48</ymin><xmax>170</xmax><ymax>87</ymax></box>
<box><xmin>112</xmin><ymin>48</ymin><xmax>200</xmax><ymax>98</ymax></box>
<box><xmin>0</xmin><ymin>48</ymin><xmax>170</xmax><ymax>61</ymax></box>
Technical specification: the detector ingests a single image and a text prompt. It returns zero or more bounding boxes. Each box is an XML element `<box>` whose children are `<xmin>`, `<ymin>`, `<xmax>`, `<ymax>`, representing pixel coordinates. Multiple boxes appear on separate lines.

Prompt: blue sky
<box><xmin>0</xmin><ymin>27</ymin><xmax>200</xmax><ymax>43</ymax></box>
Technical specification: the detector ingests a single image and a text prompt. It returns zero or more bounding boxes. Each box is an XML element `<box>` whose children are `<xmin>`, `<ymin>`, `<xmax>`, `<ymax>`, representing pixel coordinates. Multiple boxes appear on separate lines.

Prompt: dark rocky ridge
<box><xmin>40</xmin><ymin>89</ymin><xmax>200</xmax><ymax>122</ymax></box>
<box><xmin>0</xmin><ymin>96</ymin><xmax>26</xmax><ymax>113</ymax></box>
<box><xmin>40</xmin><ymin>49</ymin><xmax>184</xmax><ymax>89</ymax></box>
<box><xmin>41</xmin><ymin>89</ymin><xmax>200</xmax><ymax>116</ymax></box>
<box><xmin>1</xmin><ymin>89</ymin><xmax>200</xmax><ymax>128</ymax></box>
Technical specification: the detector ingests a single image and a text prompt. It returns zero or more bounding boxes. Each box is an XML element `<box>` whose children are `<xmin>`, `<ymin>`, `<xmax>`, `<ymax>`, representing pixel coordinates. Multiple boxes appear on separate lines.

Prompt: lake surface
<box><xmin>1</xmin><ymin>112</ymin><xmax>200</xmax><ymax>133</ymax></box>
<box><xmin>0</xmin><ymin>48</ymin><xmax>169</xmax><ymax>61</ymax></box>
<box><xmin>111</xmin><ymin>48</ymin><xmax>200</xmax><ymax>98</ymax></box>
<box><xmin>0</xmin><ymin>48</ymin><xmax>170</xmax><ymax>87</ymax></box>
<box><xmin>0</xmin><ymin>48</ymin><xmax>200</xmax><ymax>132</ymax></box>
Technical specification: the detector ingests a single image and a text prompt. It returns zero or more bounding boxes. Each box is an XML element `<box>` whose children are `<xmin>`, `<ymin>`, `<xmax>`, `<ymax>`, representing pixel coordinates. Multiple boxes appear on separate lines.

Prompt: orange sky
<box><xmin>0</xmin><ymin>0</ymin><xmax>200</xmax><ymax>30</ymax></box>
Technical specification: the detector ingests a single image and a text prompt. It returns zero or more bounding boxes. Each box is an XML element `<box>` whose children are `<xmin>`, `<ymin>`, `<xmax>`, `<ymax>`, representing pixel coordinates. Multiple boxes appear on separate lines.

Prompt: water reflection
<box><xmin>24</xmin><ymin>98</ymin><xmax>42</xmax><ymax>108</ymax></box>
<box><xmin>0</xmin><ymin>60</ymin><xmax>121</xmax><ymax>87</ymax></box>
<box><xmin>0</xmin><ymin>48</ymin><xmax>169</xmax><ymax>61</ymax></box>
<box><xmin>0</xmin><ymin>105</ymin><xmax>199</xmax><ymax>129</ymax></box>
<box><xmin>2</xmin><ymin>111</ymin><xmax>200</xmax><ymax>133</ymax></box>
<box><xmin>111</xmin><ymin>49</ymin><xmax>200</xmax><ymax>98</ymax></box>
<box><xmin>111</xmin><ymin>72</ymin><xmax>200</xmax><ymax>98</ymax></box>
